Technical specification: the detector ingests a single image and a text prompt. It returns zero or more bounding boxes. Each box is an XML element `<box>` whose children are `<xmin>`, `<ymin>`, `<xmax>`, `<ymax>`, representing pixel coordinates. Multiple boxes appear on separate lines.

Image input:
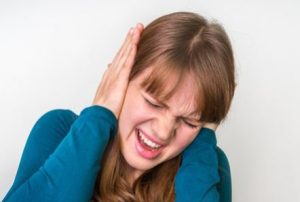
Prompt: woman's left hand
<box><xmin>202</xmin><ymin>122</ymin><xmax>219</xmax><ymax>131</ymax></box>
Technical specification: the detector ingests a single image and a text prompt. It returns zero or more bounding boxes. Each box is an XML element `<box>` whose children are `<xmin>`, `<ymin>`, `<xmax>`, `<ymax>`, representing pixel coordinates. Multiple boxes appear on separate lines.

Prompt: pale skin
<box><xmin>92</xmin><ymin>23</ymin><xmax>218</xmax><ymax>185</ymax></box>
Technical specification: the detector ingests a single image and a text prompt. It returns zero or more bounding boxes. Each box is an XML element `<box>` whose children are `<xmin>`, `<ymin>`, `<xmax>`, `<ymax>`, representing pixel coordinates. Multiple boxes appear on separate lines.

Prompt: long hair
<box><xmin>92</xmin><ymin>11</ymin><xmax>236</xmax><ymax>201</ymax></box>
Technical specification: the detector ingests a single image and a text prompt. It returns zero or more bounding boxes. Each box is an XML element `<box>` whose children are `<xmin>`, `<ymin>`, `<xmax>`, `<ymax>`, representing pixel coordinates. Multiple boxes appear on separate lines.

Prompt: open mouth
<box><xmin>137</xmin><ymin>129</ymin><xmax>162</xmax><ymax>150</ymax></box>
<box><xmin>135</xmin><ymin>129</ymin><xmax>164</xmax><ymax>159</ymax></box>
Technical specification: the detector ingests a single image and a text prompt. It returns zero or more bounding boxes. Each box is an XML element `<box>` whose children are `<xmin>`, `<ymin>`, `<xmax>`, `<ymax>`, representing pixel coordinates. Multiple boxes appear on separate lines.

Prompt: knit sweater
<box><xmin>3</xmin><ymin>105</ymin><xmax>220</xmax><ymax>202</ymax></box>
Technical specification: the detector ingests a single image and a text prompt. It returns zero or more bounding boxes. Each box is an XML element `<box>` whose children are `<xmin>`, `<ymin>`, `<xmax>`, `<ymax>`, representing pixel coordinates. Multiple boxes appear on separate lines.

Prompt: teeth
<box><xmin>138</xmin><ymin>130</ymin><xmax>161</xmax><ymax>149</ymax></box>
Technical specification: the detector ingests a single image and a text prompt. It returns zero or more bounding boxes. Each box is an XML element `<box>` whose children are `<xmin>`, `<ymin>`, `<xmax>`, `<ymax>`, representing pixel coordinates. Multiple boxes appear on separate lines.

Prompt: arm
<box><xmin>3</xmin><ymin>105</ymin><xmax>118</xmax><ymax>202</ymax></box>
<box><xmin>3</xmin><ymin>108</ymin><xmax>78</xmax><ymax>200</ymax></box>
<box><xmin>3</xmin><ymin>23</ymin><xmax>143</xmax><ymax>202</ymax></box>
<box><xmin>174</xmin><ymin>128</ymin><xmax>220</xmax><ymax>202</ymax></box>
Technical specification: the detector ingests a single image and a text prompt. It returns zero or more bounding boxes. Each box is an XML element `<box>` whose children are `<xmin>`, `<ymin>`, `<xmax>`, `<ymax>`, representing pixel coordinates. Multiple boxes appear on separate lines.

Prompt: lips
<box><xmin>138</xmin><ymin>128</ymin><xmax>166</xmax><ymax>147</ymax></box>
<box><xmin>135</xmin><ymin>129</ymin><xmax>164</xmax><ymax>159</ymax></box>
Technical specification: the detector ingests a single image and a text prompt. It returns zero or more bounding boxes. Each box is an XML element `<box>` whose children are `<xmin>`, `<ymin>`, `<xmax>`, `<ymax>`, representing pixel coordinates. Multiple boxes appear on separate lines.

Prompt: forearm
<box><xmin>174</xmin><ymin>128</ymin><xmax>220</xmax><ymax>202</ymax></box>
<box><xmin>3</xmin><ymin>105</ymin><xmax>118</xmax><ymax>202</ymax></box>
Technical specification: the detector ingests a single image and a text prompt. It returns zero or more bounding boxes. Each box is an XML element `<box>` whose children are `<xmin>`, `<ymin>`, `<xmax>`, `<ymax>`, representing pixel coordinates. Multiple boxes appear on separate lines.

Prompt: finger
<box><xmin>124</xmin><ymin>42</ymin><xmax>137</xmax><ymax>71</ymax></box>
<box><xmin>132</xmin><ymin>24</ymin><xmax>143</xmax><ymax>45</ymax></box>
<box><xmin>118</xmin><ymin>27</ymin><xmax>136</xmax><ymax>63</ymax></box>
<box><xmin>111</xmin><ymin>27</ymin><xmax>134</xmax><ymax>68</ymax></box>
<box><xmin>118</xmin><ymin>25</ymin><xmax>142</xmax><ymax>71</ymax></box>
<box><xmin>112</xmin><ymin>23</ymin><xmax>142</xmax><ymax>66</ymax></box>
<box><xmin>136</xmin><ymin>23</ymin><xmax>144</xmax><ymax>32</ymax></box>
<box><xmin>115</xmin><ymin>36</ymin><xmax>134</xmax><ymax>71</ymax></box>
<box><xmin>112</xmin><ymin>27</ymin><xmax>133</xmax><ymax>65</ymax></box>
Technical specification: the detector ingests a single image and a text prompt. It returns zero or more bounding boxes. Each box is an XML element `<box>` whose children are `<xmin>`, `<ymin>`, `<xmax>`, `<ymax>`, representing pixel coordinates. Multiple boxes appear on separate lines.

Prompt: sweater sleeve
<box><xmin>3</xmin><ymin>105</ymin><xmax>118</xmax><ymax>202</ymax></box>
<box><xmin>174</xmin><ymin>128</ymin><xmax>220</xmax><ymax>202</ymax></box>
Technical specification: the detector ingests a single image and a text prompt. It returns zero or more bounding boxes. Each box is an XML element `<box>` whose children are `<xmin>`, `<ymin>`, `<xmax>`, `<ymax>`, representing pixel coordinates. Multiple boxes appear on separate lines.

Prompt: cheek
<box><xmin>119</xmin><ymin>94</ymin><xmax>149</xmax><ymax>137</ymax></box>
<box><xmin>126</xmin><ymin>96</ymin><xmax>149</xmax><ymax>123</ymax></box>
<box><xmin>170</xmin><ymin>133</ymin><xmax>196</xmax><ymax>157</ymax></box>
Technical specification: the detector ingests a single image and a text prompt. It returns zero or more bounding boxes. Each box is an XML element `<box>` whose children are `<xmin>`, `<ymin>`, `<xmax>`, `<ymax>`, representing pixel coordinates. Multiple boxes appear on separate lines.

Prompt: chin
<box><xmin>121</xmin><ymin>147</ymin><xmax>155</xmax><ymax>172</ymax></box>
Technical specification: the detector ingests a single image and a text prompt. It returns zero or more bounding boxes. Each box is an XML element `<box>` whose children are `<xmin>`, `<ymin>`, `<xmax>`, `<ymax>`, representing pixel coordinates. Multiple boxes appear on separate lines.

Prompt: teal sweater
<box><xmin>3</xmin><ymin>105</ymin><xmax>220</xmax><ymax>201</ymax></box>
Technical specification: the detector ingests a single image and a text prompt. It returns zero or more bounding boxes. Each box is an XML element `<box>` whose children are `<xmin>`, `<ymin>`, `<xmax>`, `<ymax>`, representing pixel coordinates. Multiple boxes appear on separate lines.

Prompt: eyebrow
<box><xmin>145</xmin><ymin>93</ymin><xmax>201</xmax><ymax>123</ymax></box>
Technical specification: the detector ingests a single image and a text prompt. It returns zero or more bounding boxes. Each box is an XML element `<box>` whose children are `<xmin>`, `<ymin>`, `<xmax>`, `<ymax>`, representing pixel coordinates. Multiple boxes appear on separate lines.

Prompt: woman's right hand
<box><xmin>92</xmin><ymin>23</ymin><xmax>144</xmax><ymax>119</ymax></box>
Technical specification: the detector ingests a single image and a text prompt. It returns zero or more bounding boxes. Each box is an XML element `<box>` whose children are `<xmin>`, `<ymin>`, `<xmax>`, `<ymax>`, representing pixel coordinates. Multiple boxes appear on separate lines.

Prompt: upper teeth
<box><xmin>138</xmin><ymin>130</ymin><xmax>162</xmax><ymax>149</ymax></box>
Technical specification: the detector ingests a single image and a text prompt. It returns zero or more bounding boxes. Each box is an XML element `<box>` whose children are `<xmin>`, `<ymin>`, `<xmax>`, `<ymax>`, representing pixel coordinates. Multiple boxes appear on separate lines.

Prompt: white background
<box><xmin>1</xmin><ymin>0</ymin><xmax>299</xmax><ymax>201</ymax></box>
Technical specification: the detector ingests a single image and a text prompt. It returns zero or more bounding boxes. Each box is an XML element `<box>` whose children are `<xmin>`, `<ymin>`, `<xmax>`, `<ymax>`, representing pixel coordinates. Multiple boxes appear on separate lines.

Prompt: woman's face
<box><xmin>118</xmin><ymin>67</ymin><xmax>203</xmax><ymax>180</ymax></box>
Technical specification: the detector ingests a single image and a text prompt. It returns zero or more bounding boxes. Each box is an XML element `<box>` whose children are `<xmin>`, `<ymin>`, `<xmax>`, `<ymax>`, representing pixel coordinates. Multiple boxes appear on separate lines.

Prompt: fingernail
<box><xmin>130</xmin><ymin>28</ymin><xmax>134</xmax><ymax>35</ymax></box>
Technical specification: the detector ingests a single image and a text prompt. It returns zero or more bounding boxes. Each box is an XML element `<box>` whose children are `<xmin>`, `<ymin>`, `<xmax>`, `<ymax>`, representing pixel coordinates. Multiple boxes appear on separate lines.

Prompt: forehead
<box><xmin>166</xmin><ymin>74</ymin><xmax>199</xmax><ymax>117</ymax></box>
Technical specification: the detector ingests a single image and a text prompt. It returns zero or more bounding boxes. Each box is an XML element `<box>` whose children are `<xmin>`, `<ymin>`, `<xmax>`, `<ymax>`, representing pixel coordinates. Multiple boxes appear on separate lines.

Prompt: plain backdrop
<box><xmin>1</xmin><ymin>0</ymin><xmax>299</xmax><ymax>201</ymax></box>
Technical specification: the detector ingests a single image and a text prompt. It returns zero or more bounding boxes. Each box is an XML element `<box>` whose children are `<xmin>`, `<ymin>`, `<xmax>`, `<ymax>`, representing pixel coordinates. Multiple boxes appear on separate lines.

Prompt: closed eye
<box><xmin>145</xmin><ymin>98</ymin><xmax>198</xmax><ymax>129</ymax></box>
<box><xmin>183</xmin><ymin>121</ymin><xmax>198</xmax><ymax>129</ymax></box>
<box><xmin>144</xmin><ymin>98</ymin><xmax>162</xmax><ymax>108</ymax></box>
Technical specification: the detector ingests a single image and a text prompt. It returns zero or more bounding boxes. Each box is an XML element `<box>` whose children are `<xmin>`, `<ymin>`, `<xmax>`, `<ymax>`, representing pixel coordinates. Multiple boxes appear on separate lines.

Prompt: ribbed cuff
<box><xmin>79</xmin><ymin>105</ymin><xmax>118</xmax><ymax>135</ymax></box>
<box><xmin>182</xmin><ymin>127</ymin><xmax>217</xmax><ymax>159</ymax></box>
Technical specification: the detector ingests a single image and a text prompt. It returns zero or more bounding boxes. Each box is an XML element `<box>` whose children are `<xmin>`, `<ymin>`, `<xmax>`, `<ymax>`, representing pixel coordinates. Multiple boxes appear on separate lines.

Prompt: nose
<box><xmin>153</xmin><ymin>113</ymin><xmax>179</xmax><ymax>142</ymax></box>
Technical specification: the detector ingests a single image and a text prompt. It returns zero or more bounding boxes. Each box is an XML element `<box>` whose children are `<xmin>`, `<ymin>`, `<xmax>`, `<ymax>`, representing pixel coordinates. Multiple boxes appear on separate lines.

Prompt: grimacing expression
<box><xmin>118</xmin><ymin>66</ymin><xmax>203</xmax><ymax>179</ymax></box>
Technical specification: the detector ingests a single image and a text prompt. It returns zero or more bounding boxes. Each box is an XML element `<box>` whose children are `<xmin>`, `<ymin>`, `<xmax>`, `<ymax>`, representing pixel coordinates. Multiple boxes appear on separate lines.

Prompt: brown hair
<box><xmin>92</xmin><ymin>11</ymin><xmax>236</xmax><ymax>201</ymax></box>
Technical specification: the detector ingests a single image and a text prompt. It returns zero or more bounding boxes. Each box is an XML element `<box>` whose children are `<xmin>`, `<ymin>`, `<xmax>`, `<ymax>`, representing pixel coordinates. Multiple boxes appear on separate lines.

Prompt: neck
<box><xmin>126</xmin><ymin>167</ymin><xmax>144</xmax><ymax>187</ymax></box>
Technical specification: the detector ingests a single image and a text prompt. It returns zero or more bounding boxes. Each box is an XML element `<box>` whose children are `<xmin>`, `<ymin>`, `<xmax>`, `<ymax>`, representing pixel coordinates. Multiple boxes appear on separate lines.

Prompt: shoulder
<box><xmin>39</xmin><ymin>108</ymin><xmax>78</xmax><ymax>123</ymax></box>
<box><xmin>40</xmin><ymin>108</ymin><xmax>78</xmax><ymax>121</ymax></box>
<box><xmin>33</xmin><ymin>108</ymin><xmax>79</xmax><ymax>135</ymax></box>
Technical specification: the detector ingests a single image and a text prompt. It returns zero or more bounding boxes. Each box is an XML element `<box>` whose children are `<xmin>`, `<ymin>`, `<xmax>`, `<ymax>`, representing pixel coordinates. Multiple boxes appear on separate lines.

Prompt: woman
<box><xmin>3</xmin><ymin>12</ymin><xmax>235</xmax><ymax>201</ymax></box>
